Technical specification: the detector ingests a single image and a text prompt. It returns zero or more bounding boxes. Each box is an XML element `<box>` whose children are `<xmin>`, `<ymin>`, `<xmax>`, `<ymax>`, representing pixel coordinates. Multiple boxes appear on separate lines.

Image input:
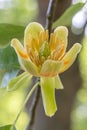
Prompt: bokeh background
<box><xmin>0</xmin><ymin>0</ymin><xmax>87</xmax><ymax>130</ymax></box>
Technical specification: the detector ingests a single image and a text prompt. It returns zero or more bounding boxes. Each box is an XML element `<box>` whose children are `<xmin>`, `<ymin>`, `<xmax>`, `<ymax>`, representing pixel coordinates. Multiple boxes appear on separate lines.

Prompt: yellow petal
<box><xmin>24</xmin><ymin>22</ymin><xmax>44</xmax><ymax>51</ymax></box>
<box><xmin>59</xmin><ymin>43</ymin><xmax>82</xmax><ymax>73</ymax></box>
<box><xmin>11</xmin><ymin>38</ymin><xmax>39</xmax><ymax>76</ymax></box>
<box><xmin>51</xmin><ymin>26</ymin><xmax>68</xmax><ymax>59</ymax></box>
<box><xmin>19</xmin><ymin>57</ymin><xmax>39</xmax><ymax>77</ymax></box>
<box><xmin>40</xmin><ymin>60</ymin><xmax>63</xmax><ymax>77</ymax></box>
<box><xmin>41</xmin><ymin>77</ymin><xmax>57</xmax><ymax>117</ymax></box>
<box><xmin>11</xmin><ymin>38</ymin><xmax>28</xmax><ymax>59</ymax></box>
<box><xmin>54</xmin><ymin>26</ymin><xmax>68</xmax><ymax>45</ymax></box>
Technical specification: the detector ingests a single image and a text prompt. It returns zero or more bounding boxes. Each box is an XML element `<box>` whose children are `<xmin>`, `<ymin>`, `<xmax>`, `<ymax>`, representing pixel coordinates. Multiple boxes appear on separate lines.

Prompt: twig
<box><xmin>12</xmin><ymin>82</ymin><xmax>39</xmax><ymax>129</ymax></box>
<box><xmin>46</xmin><ymin>0</ymin><xmax>57</xmax><ymax>34</ymax></box>
<box><xmin>26</xmin><ymin>85</ymin><xmax>40</xmax><ymax>130</ymax></box>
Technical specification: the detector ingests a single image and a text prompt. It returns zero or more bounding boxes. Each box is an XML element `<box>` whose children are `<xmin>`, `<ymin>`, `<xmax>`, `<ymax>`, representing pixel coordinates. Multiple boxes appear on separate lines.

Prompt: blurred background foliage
<box><xmin>71</xmin><ymin>37</ymin><xmax>87</xmax><ymax>130</ymax></box>
<box><xmin>0</xmin><ymin>0</ymin><xmax>38</xmax><ymax>129</ymax></box>
<box><xmin>0</xmin><ymin>0</ymin><xmax>38</xmax><ymax>25</ymax></box>
<box><xmin>0</xmin><ymin>0</ymin><xmax>87</xmax><ymax>130</ymax></box>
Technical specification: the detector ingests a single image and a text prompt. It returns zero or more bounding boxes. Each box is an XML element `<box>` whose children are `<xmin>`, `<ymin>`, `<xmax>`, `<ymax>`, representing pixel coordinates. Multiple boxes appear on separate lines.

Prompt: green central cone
<box><xmin>39</xmin><ymin>41</ymin><xmax>51</xmax><ymax>62</ymax></box>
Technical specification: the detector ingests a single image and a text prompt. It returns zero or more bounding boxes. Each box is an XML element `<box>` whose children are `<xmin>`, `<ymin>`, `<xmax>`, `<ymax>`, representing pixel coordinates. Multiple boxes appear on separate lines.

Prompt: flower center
<box><xmin>39</xmin><ymin>41</ymin><xmax>51</xmax><ymax>63</ymax></box>
<box><xmin>28</xmin><ymin>30</ymin><xmax>65</xmax><ymax>66</ymax></box>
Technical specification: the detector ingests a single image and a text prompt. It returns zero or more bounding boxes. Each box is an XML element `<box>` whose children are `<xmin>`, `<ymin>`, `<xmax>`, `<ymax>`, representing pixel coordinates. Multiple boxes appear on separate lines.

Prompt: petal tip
<box><xmin>54</xmin><ymin>26</ymin><xmax>68</xmax><ymax>36</ymax></box>
<box><xmin>11</xmin><ymin>38</ymin><xmax>19</xmax><ymax>47</ymax></box>
<box><xmin>25</xmin><ymin>22</ymin><xmax>44</xmax><ymax>34</ymax></box>
<box><xmin>74</xmin><ymin>43</ymin><xmax>82</xmax><ymax>53</ymax></box>
<box><xmin>46</xmin><ymin>108</ymin><xmax>57</xmax><ymax>117</ymax></box>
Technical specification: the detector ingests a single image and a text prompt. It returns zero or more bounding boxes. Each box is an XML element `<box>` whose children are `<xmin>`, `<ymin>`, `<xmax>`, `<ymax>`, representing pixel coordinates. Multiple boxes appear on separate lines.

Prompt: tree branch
<box><xmin>26</xmin><ymin>78</ymin><xmax>40</xmax><ymax>130</ymax></box>
<box><xmin>26</xmin><ymin>84</ymin><xmax>40</xmax><ymax>130</ymax></box>
<box><xmin>46</xmin><ymin>0</ymin><xmax>57</xmax><ymax>33</ymax></box>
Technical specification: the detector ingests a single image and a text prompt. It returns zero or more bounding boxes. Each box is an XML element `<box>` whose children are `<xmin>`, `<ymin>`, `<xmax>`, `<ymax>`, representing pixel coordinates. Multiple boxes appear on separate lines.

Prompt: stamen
<box><xmin>34</xmin><ymin>52</ymin><xmax>40</xmax><ymax>65</ymax></box>
<box><xmin>58</xmin><ymin>44</ymin><xmax>65</xmax><ymax>60</ymax></box>
<box><xmin>39</xmin><ymin>31</ymin><xmax>45</xmax><ymax>47</ymax></box>
<box><xmin>28</xmin><ymin>49</ymin><xmax>34</xmax><ymax>60</ymax></box>
<box><xmin>51</xmin><ymin>44</ymin><xmax>65</xmax><ymax>61</ymax></box>
<box><xmin>32</xmin><ymin>38</ymin><xmax>39</xmax><ymax>51</ymax></box>
<box><xmin>49</xmin><ymin>33</ymin><xmax>54</xmax><ymax>50</ymax></box>
<box><xmin>45</xmin><ymin>30</ymin><xmax>49</xmax><ymax>41</ymax></box>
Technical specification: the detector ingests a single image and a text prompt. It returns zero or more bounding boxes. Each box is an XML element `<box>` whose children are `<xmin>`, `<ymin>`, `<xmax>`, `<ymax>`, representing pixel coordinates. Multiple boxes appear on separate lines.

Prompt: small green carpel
<box><xmin>39</xmin><ymin>41</ymin><xmax>51</xmax><ymax>62</ymax></box>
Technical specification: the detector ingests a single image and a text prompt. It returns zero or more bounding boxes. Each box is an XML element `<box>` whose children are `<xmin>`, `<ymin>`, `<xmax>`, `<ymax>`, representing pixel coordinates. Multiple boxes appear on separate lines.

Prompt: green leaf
<box><xmin>0</xmin><ymin>45</ymin><xmax>20</xmax><ymax>88</ymax></box>
<box><xmin>0</xmin><ymin>46</ymin><xmax>19</xmax><ymax>70</ymax></box>
<box><xmin>0</xmin><ymin>70</ymin><xmax>18</xmax><ymax>87</ymax></box>
<box><xmin>0</xmin><ymin>69</ymin><xmax>6</xmax><ymax>85</ymax></box>
<box><xmin>53</xmin><ymin>3</ymin><xmax>84</xmax><ymax>28</ymax></box>
<box><xmin>0</xmin><ymin>23</ymin><xmax>25</xmax><ymax>48</ymax></box>
<box><xmin>7</xmin><ymin>72</ymin><xmax>32</xmax><ymax>91</ymax></box>
<box><xmin>41</xmin><ymin>77</ymin><xmax>57</xmax><ymax>117</ymax></box>
<box><xmin>0</xmin><ymin>124</ymin><xmax>17</xmax><ymax>130</ymax></box>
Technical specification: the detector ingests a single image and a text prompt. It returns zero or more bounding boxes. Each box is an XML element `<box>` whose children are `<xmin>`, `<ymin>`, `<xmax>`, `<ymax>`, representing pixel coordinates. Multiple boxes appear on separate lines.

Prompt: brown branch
<box><xmin>26</xmin><ymin>78</ymin><xmax>40</xmax><ymax>130</ymax></box>
<box><xmin>46</xmin><ymin>0</ymin><xmax>57</xmax><ymax>33</ymax></box>
<box><xmin>26</xmin><ymin>83</ymin><xmax>40</xmax><ymax>130</ymax></box>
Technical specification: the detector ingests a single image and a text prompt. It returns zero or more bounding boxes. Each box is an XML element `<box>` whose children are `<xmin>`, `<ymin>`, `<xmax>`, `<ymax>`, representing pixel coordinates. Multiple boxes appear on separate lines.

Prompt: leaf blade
<box><xmin>53</xmin><ymin>3</ymin><xmax>84</xmax><ymax>28</ymax></box>
<box><xmin>7</xmin><ymin>72</ymin><xmax>32</xmax><ymax>91</ymax></box>
<box><xmin>0</xmin><ymin>23</ymin><xmax>25</xmax><ymax>48</ymax></box>
<box><xmin>0</xmin><ymin>124</ymin><xmax>17</xmax><ymax>130</ymax></box>
<box><xmin>0</xmin><ymin>46</ymin><xmax>19</xmax><ymax>70</ymax></box>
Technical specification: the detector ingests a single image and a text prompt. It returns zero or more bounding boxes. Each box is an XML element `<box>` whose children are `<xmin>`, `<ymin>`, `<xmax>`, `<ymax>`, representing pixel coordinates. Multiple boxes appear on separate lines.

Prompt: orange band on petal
<box><xmin>11</xmin><ymin>39</ymin><xmax>29</xmax><ymax>59</ymax></box>
<box><xmin>64</xmin><ymin>60</ymin><xmax>69</xmax><ymax>65</ymax></box>
<box><xmin>18</xmin><ymin>51</ymin><xmax>29</xmax><ymax>59</ymax></box>
<box><xmin>41</xmin><ymin>72</ymin><xmax>57</xmax><ymax>77</ymax></box>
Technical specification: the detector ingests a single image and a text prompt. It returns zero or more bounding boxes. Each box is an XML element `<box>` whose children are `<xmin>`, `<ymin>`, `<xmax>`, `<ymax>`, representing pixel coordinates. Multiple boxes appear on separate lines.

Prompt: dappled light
<box><xmin>0</xmin><ymin>87</ymin><xmax>29</xmax><ymax>130</ymax></box>
<box><xmin>0</xmin><ymin>0</ymin><xmax>38</xmax><ymax>25</ymax></box>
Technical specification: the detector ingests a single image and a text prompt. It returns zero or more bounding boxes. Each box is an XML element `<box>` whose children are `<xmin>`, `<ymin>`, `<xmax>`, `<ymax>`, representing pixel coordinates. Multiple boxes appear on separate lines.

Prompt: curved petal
<box><xmin>24</xmin><ymin>22</ymin><xmax>44</xmax><ymax>51</ymax></box>
<box><xmin>11</xmin><ymin>38</ymin><xmax>28</xmax><ymax>59</ymax></box>
<box><xmin>40</xmin><ymin>60</ymin><xmax>63</xmax><ymax>77</ymax></box>
<box><xmin>59</xmin><ymin>43</ymin><xmax>82</xmax><ymax>73</ymax></box>
<box><xmin>51</xmin><ymin>26</ymin><xmax>68</xmax><ymax>59</ymax></box>
<box><xmin>54</xmin><ymin>26</ymin><xmax>68</xmax><ymax>46</ymax></box>
<box><xmin>41</xmin><ymin>77</ymin><xmax>57</xmax><ymax>117</ymax></box>
<box><xmin>18</xmin><ymin>57</ymin><xmax>39</xmax><ymax>77</ymax></box>
<box><xmin>11</xmin><ymin>39</ymin><xmax>39</xmax><ymax>76</ymax></box>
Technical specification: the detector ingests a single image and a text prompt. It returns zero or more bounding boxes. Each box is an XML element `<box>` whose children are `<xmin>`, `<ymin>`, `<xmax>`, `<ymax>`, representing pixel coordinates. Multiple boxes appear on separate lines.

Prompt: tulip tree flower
<box><xmin>11</xmin><ymin>22</ymin><xmax>81</xmax><ymax>117</ymax></box>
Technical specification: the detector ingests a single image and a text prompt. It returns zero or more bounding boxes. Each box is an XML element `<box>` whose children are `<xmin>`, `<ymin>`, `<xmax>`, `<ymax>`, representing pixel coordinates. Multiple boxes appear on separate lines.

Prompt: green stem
<box><xmin>12</xmin><ymin>82</ymin><xmax>40</xmax><ymax>129</ymax></box>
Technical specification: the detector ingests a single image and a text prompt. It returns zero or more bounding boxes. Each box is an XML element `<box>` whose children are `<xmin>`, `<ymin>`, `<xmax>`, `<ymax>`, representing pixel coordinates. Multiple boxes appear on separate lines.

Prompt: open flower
<box><xmin>11</xmin><ymin>22</ymin><xmax>81</xmax><ymax>117</ymax></box>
